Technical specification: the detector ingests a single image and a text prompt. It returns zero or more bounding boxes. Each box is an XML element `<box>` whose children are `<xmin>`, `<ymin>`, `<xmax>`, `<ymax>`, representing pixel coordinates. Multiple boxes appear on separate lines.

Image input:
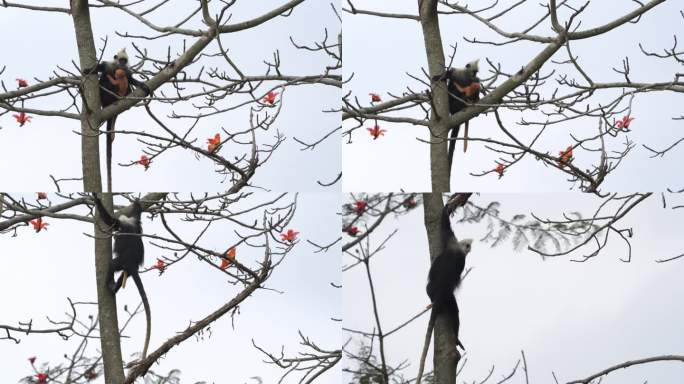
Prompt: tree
<box><xmin>0</xmin><ymin>192</ymin><xmax>340</xmax><ymax>383</ymax></box>
<box><xmin>342</xmin><ymin>191</ymin><xmax>684</xmax><ymax>383</ymax></box>
<box><xmin>343</xmin><ymin>0</ymin><xmax>682</xmax><ymax>193</ymax></box>
<box><xmin>0</xmin><ymin>1</ymin><xmax>341</xmax><ymax>191</ymax></box>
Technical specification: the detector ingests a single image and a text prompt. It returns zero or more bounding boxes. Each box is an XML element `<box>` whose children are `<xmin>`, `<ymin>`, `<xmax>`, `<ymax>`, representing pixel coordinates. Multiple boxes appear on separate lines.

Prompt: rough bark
<box><xmin>418</xmin><ymin>0</ymin><xmax>451</xmax><ymax>192</ymax></box>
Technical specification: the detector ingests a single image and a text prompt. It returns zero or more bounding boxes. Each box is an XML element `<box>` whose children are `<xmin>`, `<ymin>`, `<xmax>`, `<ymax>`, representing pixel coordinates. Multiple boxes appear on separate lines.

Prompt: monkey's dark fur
<box><xmin>93</xmin><ymin>194</ymin><xmax>151</xmax><ymax>360</ymax></box>
<box><xmin>426</xmin><ymin>202</ymin><xmax>472</xmax><ymax>349</ymax></box>
<box><xmin>89</xmin><ymin>49</ymin><xmax>150</xmax><ymax>192</ymax></box>
<box><xmin>432</xmin><ymin>59</ymin><xmax>481</xmax><ymax>172</ymax></box>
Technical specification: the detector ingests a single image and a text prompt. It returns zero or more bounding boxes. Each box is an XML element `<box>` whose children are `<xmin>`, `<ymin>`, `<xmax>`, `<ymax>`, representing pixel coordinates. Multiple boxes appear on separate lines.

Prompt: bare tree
<box><xmin>0</xmin><ymin>192</ymin><xmax>339</xmax><ymax>383</ymax></box>
<box><xmin>343</xmin><ymin>0</ymin><xmax>682</xmax><ymax>193</ymax></box>
<box><xmin>0</xmin><ymin>1</ymin><xmax>340</xmax><ymax>191</ymax></box>
<box><xmin>342</xmin><ymin>191</ymin><xmax>684</xmax><ymax>383</ymax></box>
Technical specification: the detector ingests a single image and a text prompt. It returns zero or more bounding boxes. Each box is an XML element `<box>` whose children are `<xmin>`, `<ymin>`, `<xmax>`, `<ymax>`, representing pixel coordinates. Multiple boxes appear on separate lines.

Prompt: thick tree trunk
<box><xmin>422</xmin><ymin>192</ymin><xmax>459</xmax><ymax>384</ymax></box>
<box><xmin>70</xmin><ymin>2</ymin><xmax>123</xmax><ymax>383</ymax></box>
<box><xmin>418</xmin><ymin>0</ymin><xmax>451</xmax><ymax>192</ymax></box>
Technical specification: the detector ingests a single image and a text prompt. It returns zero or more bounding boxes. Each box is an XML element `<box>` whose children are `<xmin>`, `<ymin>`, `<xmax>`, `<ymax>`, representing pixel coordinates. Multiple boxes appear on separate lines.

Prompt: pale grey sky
<box><xmin>0</xmin><ymin>192</ymin><xmax>341</xmax><ymax>383</ymax></box>
<box><xmin>343</xmin><ymin>193</ymin><xmax>684</xmax><ymax>383</ymax></box>
<box><xmin>342</xmin><ymin>0</ymin><xmax>683</xmax><ymax>192</ymax></box>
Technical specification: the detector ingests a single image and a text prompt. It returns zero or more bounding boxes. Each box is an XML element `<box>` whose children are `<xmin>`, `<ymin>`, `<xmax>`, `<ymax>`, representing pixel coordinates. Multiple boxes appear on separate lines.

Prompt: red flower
<box><xmin>37</xmin><ymin>192</ymin><xmax>47</xmax><ymax>200</ymax></box>
<box><xmin>28</xmin><ymin>356</ymin><xmax>36</xmax><ymax>365</ymax></box>
<box><xmin>221</xmin><ymin>248</ymin><xmax>236</xmax><ymax>270</ymax></box>
<box><xmin>207</xmin><ymin>133</ymin><xmax>221</xmax><ymax>153</ymax></box>
<box><xmin>154</xmin><ymin>258</ymin><xmax>165</xmax><ymax>271</ymax></box>
<box><xmin>345</xmin><ymin>226</ymin><xmax>360</xmax><ymax>236</ymax></box>
<box><xmin>494</xmin><ymin>163</ymin><xmax>505</xmax><ymax>178</ymax></box>
<box><xmin>137</xmin><ymin>155</ymin><xmax>151</xmax><ymax>170</ymax></box>
<box><xmin>262</xmin><ymin>91</ymin><xmax>279</xmax><ymax>105</ymax></box>
<box><xmin>615</xmin><ymin>115</ymin><xmax>635</xmax><ymax>129</ymax></box>
<box><xmin>559</xmin><ymin>145</ymin><xmax>573</xmax><ymax>165</ymax></box>
<box><xmin>403</xmin><ymin>199</ymin><xmax>417</xmax><ymax>209</ymax></box>
<box><xmin>369</xmin><ymin>93</ymin><xmax>381</xmax><ymax>102</ymax></box>
<box><xmin>13</xmin><ymin>112</ymin><xmax>32</xmax><ymax>126</ymax></box>
<box><xmin>280</xmin><ymin>229</ymin><xmax>299</xmax><ymax>243</ymax></box>
<box><xmin>36</xmin><ymin>373</ymin><xmax>48</xmax><ymax>383</ymax></box>
<box><xmin>354</xmin><ymin>200</ymin><xmax>367</xmax><ymax>214</ymax></box>
<box><xmin>16</xmin><ymin>78</ymin><xmax>28</xmax><ymax>88</ymax></box>
<box><xmin>84</xmin><ymin>368</ymin><xmax>98</xmax><ymax>380</ymax></box>
<box><xmin>30</xmin><ymin>217</ymin><xmax>49</xmax><ymax>233</ymax></box>
<box><xmin>367</xmin><ymin>125</ymin><xmax>386</xmax><ymax>140</ymax></box>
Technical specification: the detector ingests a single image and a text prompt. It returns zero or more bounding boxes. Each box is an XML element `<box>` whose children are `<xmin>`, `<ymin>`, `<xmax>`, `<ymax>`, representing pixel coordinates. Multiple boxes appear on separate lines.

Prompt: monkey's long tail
<box><xmin>415</xmin><ymin>310</ymin><xmax>436</xmax><ymax>384</ymax></box>
<box><xmin>131</xmin><ymin>272</ymin><xmax>151</xmax><ymax>360</ymax></box>
<box><xmin>105</xmin><ymin>117</ymin><xmax>117</xmax><ymax>193</ymax></box>
<box><xmin>447</xmin><ymin>125</ymin><xmax>460</xmax><ymax>174</ymax></box>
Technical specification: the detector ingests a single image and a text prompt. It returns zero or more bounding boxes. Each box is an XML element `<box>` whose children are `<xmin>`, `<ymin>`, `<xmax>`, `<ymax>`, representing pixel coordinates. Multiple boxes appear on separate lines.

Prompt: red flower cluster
<box><xmin>403</xmin><ymin>198</ymin><xmax>417</xmax><ymax>209</ymax></box>
<box><xmin>281</xmin><ymin>229</ymin><xmax>299</xmax><ymax>243</ymax></box>
<box><xmin>345</xmin><ymin>226</ymin><xmax>359</xmax><ymax>236</ymax></box>
<box><xmin>354</xmin><ymin>200</ymin><xmax>367</xmax><ymax>215</ymax></box>
<box><xmin>367</xmin><ymin>125</ymin><xmax>386</xmax><ymax>140</ymax></box>
<box><xmin>154</xmin><ymin>258</ymin><xmax>165</xmax><ymax>271</ymax></box>
<box><xmin>36</xmin><ymin>373</ymin><xmax>48</xmax><ymax>384</ymax></box>
<box><xmin>220</xmin><ymin>248</ymin><xmax>236</xmax><ymax>270</ymax></box>
<box><xmin>138</xmin><ymin>155</ymin><xmax>151</xmax><ymax>170</ymax></box>
<box><xmin>262</xmin><ymin>91</ymin><xmax>279</xmax><ymax>105</ymax></box>
<box><xmin>559</xmin><ymin>145</ymin><xmax>573</xmax><ymax>165</ymax></box>
<box><xmin>494</xmin><ymin>163</ymin><xmax>505</xmax><ymax>178</ymax></box>
<box><xmin>16</xmin><ymin>78</ymin><xmax>28</xmax><ymax>88</ymax></box>
<box><xmin>30</xmin><ymin>217</ymin><xmax>49</xmax><ymax>233</ymax></box>
<box><xmin>13</xmin><ymin>112</ymin><xmax>32</xmax><ymax>126</ymax></box>
<box><xmin>207</xmin><ymin>134</ymin><xmax>221</xmax><ymax>153</ymax></box>
<box><xmin>615</xmin><ymin>115</ymin><xmax>635</xmax><ymax>129</ymax></box>
<box><xmin>37</xmin><ymin>192</ymin><xmax>47</xmax><ymax>200</ymax></box>
<box><xmin>369</xmin><ymin>93</ymin><xmax>381</xmax><ymax>102</ymax></box>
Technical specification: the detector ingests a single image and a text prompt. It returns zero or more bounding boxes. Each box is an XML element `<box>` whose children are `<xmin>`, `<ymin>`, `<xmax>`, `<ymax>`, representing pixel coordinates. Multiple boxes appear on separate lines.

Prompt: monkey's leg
<box><xmin>445</xmin><ymin>294</ymin><xmax>464</xmax><ymax>349</ymax></box>
<box><xmin>463</xmin><ymin>121</ymin><xmax>469</xmax><ymax>153</ymax></box>
<box><xmin>112</xmin><ymin>272</ymin><xmax>126</xmax><ymax>293</ymax></box>
<box><xmin>108</xmin><ymin>257</ymin><xmax>124</xmax><ymax>293</ymax></box>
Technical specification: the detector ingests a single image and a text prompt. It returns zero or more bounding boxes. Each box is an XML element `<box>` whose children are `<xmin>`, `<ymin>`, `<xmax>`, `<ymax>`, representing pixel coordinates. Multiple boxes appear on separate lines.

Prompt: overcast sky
<box><xmin>342</xmin><ymin>0</ymin><xmax>683</xmax><ymax>192</ymax></box>
<box><xmin>343</xmin><ymin>193</ymin><xmax>684</xmax><ymax>383</ymax></box>
<box><xmin>0</xmin><ymin>1</ymin><xmax>339</xmax><ymax>191</ymax></box>
<box><xmin>0</xmin><ymin>192</ymin><xmax>341</xmax><ymax>383</ymax></box>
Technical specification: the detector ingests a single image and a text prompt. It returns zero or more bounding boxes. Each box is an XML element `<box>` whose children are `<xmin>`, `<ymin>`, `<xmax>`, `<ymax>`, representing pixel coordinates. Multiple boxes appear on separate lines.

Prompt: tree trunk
<box><xmin>70</xmin><ymin>1</ymin><xmax>123</xmax><ymax>382</ymax></box>
<box><xmin>422</xmin><ymin>193</ymin><xmax>459</xmax><ymax>384</ymax></box>
<box><xmin>418</xmin><ymin>0</ymin><xmax>451</xmax><ymax>192</ymax></box>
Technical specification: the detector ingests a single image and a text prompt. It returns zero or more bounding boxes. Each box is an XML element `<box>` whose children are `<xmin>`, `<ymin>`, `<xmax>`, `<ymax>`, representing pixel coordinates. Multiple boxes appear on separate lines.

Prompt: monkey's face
<box><xmin>458</xmin><ymin>239</ymin><xmax>473</xmax><ymax>255</ymax></box>
<box><xmin>465</xmin><ymin>59</ymin><xmax>480</xmax><ymax>77</ymax></box>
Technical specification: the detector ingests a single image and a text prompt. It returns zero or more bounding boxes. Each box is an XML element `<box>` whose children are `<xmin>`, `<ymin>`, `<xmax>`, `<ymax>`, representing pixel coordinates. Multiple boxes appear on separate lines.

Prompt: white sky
<box><xmin>0</xmin><ymin>192</ymin><xmax>341</xmax><ymax>383</ymax></box>
<box><xmin>0</xmin><ymin>1</ymin><xmax>340</xmax><ymax>191</ymax></box>
<box><xmin>343</xmin><ymin>193</ymin><xmax>684</xmax><ymax>383</ymax></box>
<box><xmin>342</xmin><ymin>0</ymin><xmax>684</xmax><ymax>192</ymax></box>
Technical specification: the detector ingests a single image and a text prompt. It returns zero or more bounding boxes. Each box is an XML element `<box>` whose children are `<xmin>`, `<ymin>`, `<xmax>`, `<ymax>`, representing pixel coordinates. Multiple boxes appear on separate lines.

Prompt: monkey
<box><xmin>92</xmin><ymin>194</ymin><xmax>151</xmax><ymax>361</ymax></box>
<box><xmin>426</xmin><ymin>201</ymin><xmax>472</xmax><ymax>350</ymax></box>
<box><xmin>87</xmin><ymin>48</ymin><xmax>150</xmax><ymax>193</ymax></box>
<box><xmin>432</xmin><ymin>59</ymin><xmax>481</xmax><ymax>171</ymax></box>
<box><xmin>415</xmin><ymin>198</ymin><xmax>473</xmax><ymax>384</ymax></box>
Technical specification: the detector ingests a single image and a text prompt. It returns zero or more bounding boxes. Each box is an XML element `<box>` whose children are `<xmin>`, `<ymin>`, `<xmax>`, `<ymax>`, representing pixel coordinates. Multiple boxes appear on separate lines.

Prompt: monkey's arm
<box><xmin>431</xmin><ymin>67</ymin><xmax>453</xmax><ymax>82</ymax></box>
<box><xmin>92</xmin><ymin>194</ymin><xmax>119</xmax><ymax>228</ymax></box>
<box><xmin>82</xmin><ymin>62</ymin><xmax>107</xmax><ymax>76</ymax></box>
<box><xmin>125</xmin><ymin>71</ymin><xmax>150</xmax><ymax>96</ymax></box>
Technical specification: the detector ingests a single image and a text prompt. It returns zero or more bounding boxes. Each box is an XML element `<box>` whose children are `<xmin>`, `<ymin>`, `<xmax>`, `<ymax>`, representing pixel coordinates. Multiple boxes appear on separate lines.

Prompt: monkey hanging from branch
<box><xmin>432</xmin><ymin>60</ymin><xmax>482</xmax><ymax>172</ymax></box>
<box><xmin>415</xmin><ymin>193</ymin><xmax>473</xmax><ymax>384</ymax></box>
<box><xmin>86</xmin><ymin>48</ymin><xmax>150</xmax><ymax>192</ymax></box>
<box><xmin>92</xmin><ymin>193</ymin><xmax>151</xmax><ymax>363</ymax></box>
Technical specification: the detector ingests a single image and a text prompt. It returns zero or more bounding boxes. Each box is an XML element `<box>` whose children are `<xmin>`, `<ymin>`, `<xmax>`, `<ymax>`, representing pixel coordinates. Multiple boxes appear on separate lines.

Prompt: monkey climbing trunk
<box><xmin>422</xmin><ymin>192</ymin><xmax>461</xmax><ymax>384</ymax></box>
